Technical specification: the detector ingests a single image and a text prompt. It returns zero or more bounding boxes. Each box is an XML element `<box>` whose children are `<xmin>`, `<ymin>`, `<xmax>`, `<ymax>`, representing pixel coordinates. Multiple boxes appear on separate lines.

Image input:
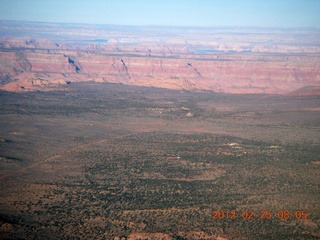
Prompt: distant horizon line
<box><xmin>1</xmin><ymin>19</ymin><xmax>320</xmax><ymax>30</ymax></box>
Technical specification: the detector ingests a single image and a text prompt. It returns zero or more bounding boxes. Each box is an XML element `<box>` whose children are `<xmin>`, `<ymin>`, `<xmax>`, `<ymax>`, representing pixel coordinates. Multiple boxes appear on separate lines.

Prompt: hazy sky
<box><xmin>0</xmin><ymin>0</ymin><xmax>319</xmax><ymax>28</ymax></box>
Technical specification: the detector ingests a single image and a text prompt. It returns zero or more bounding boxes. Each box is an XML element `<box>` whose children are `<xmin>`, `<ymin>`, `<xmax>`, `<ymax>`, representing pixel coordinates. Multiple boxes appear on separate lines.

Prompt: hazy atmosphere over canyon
<box><xmin>0</xmin><ymin>0</ymin><xmax>319</xmax><ymax>95</ymax></box>
<box><xmin>0</xmin><ymin>21</ymin><xmax>319</xmax><ymax>95</ymax></box>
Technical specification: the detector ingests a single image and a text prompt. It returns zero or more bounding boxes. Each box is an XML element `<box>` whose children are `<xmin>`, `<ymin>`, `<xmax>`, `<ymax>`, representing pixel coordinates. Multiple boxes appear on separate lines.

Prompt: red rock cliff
<box><xmin>0</xmin><ymin>23</ymin><xmax>319</xmax><ymax>94</ymax></box>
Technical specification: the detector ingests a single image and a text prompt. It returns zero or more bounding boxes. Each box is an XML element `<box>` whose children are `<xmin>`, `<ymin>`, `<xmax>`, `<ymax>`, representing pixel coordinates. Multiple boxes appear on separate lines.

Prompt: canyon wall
<box><xmin>0</xmin><ymin>21</ymin><xmax>319</xmax><ymax>94</ymax></box>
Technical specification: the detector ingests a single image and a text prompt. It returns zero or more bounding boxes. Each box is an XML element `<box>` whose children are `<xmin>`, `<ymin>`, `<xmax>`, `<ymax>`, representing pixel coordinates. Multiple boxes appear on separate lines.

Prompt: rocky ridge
<box><xmin>0</xmin><ymin>21</ymin><xmax>319</xmax><ymax>95</ymax></box>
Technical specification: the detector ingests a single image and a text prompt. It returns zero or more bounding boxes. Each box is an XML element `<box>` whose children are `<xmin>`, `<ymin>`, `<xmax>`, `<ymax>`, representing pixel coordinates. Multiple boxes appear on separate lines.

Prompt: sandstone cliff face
<box><xmin>1</xmin><ymin>48</ymin><xmax>319</xmax><ymax>94</ymax></box>
<box><xmin>0</xmin><ymin>22</ymin><xmax>319</xmax><ymax>94</ymax></box>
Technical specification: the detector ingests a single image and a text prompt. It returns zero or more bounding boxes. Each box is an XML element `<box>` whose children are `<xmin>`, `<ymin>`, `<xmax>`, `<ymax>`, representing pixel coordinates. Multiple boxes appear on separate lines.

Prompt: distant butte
<box><xmin>0</xmin><ymin>21</ymin><xmax>319</xmax><ymax>95</ymax></box>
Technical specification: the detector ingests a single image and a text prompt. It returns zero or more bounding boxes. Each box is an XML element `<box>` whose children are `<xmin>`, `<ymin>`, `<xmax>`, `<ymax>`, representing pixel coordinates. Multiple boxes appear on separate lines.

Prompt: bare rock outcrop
<box><xmin>0</xmin><ymin>22</ymin><xmax>319</xmax><ymax>94</ymax></box>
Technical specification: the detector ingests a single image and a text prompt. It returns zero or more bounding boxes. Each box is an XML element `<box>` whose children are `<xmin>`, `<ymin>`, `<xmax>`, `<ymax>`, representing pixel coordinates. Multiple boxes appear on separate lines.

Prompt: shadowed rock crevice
<box><xmin>120</xmin><ymin>59</ymin><xmax>131</xmax><ymax>79</ymax></box>
<box><xmin>187</xmin><ymin>62</ymin><xmax>202</xmax><ymax>77</ymax></box>
<box><xmin>67</xmin><ymin>56</ymin><xmax>83</xmax><ymax>73</ymax></box>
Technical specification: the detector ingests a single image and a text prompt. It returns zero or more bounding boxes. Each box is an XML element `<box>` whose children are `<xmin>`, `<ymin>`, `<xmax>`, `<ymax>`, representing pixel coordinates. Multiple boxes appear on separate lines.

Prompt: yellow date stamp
<box><xmin>212</xmin><ymin>209</ymin><xmax>308</xmax><ymax>220</ymax></box>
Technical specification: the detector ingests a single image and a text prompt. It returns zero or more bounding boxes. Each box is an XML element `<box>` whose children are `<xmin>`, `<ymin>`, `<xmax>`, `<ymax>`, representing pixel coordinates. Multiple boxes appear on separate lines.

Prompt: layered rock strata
<box><xmin>0</xmin><ymin>22</ymin><xmax>319</xmax><ymax>94</ymax></box>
